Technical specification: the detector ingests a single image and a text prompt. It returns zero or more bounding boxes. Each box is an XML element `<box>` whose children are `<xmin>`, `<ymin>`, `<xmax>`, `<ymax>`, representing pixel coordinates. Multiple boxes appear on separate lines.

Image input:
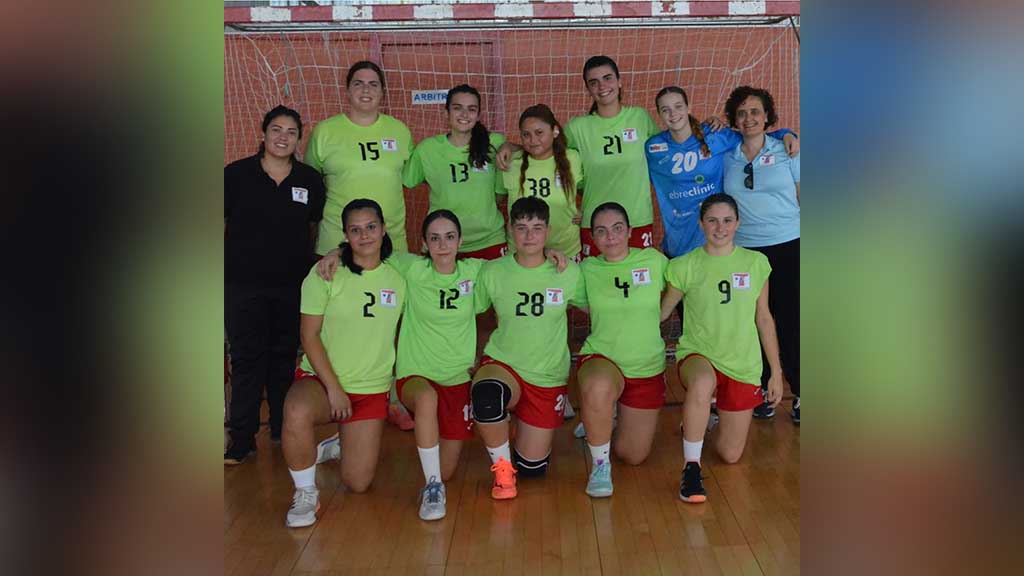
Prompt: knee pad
<box><xmin>471</xmin><ymin>378</ymin><xmax>511</xmax><ymax>423</ymax></box>
<box><xmin>512</xmin><ymin>448</ymin><xmax>550</xmax><ymax>478</ymax></box>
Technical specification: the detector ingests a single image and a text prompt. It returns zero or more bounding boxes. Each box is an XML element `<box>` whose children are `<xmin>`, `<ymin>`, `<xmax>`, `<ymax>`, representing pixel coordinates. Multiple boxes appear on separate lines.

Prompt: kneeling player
<box><xmin>472</xmin><ymin>197</ymin><xmax>584</xmax><ymax>499</ymax></box>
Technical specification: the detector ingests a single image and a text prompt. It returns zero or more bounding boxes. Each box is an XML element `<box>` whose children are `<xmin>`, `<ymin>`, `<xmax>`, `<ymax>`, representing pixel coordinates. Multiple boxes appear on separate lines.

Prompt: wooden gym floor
<box><xmin>224</xmin><ymin>358</ymin><xmax>800</xmax><ymax>576</ymax></box>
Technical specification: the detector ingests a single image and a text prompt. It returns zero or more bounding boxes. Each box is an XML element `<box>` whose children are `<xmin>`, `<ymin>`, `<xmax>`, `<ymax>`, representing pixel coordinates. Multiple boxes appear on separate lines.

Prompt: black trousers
<box><xmin>751</xmin><ymin>238</ymin><xmax>800</xmax><ymax>397</ymax></box>
<box><xmin>225</xmin><ymin>283</ymin><xmax>300</xmax><ymax>453</ymax></box>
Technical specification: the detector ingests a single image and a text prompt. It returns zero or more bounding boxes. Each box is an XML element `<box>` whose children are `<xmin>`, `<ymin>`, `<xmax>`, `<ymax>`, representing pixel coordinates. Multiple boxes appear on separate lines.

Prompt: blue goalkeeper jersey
<box><xmin>645</xmin><ymin>126</ymin><xmax>792</xmax><ymax>257</ymax></box>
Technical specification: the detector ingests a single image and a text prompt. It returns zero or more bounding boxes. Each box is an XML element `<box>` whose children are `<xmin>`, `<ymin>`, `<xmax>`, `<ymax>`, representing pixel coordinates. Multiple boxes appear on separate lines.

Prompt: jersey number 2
<box><xmin>363</xmin><ymin>291</ymin><xmax>376</xmax><ymax>317</ymax></box>
<box><xmin>602</xmin><ymin>135</ymin><xmax>622</xmax><ymax>155</ymax></box>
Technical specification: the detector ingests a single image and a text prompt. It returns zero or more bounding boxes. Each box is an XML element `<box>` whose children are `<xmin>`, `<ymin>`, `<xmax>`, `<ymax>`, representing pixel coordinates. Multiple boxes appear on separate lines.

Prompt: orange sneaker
<box><xmin>387</xmin><ymin>404</ymin><xmax>415</xmax><ymax>431</ymax></box>
<box><xmin>489</xmin><ymin>457</ymin><xmax>518</xmax><ymax>500</ymax></box>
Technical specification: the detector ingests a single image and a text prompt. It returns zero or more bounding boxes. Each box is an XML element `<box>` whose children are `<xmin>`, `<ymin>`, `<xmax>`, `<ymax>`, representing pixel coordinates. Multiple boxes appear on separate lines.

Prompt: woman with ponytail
<box><xmin>501</xmin><ymin>104</ymin><xmax>584</xmax><ymax>260</ymax></box>
<box><xmin>645</xmin><ymin>86</ymin><xmax>800</xmax><ymax>258</ymax></box>
<box><xmin>403</xmin><ymin>85</ymin><xmax>509</xmax><ymax>260</ymax></box>
<box><xmin>280</xmin><ymin>198</ymin><xmax>406</xmax><ymax>529</ymax></box>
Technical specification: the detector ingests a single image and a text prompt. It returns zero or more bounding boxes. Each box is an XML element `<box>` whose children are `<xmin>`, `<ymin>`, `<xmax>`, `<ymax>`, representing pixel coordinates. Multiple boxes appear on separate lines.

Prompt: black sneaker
<box><xmin>679</xmin><ymin>461</ymin><xmax>707</xmax><ymax>503</ymax></box>
<box><xmin>791</xmin><ymin>396</ymin><xmax>800</xmax><ymax>425</ymax></box>
<box><xmin>752</xmin><ymin>398</ymin><xmax>775</xmax><ymax>419</ymax></box>
<box><xmin>224</xmin><ymin>447</ymin><xmax>255</xmax><ymax>466</ymax></box>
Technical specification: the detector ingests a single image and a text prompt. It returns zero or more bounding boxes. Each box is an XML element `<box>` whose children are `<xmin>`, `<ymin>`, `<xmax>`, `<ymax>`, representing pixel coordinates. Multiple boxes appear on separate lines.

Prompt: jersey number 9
<box><xmin>717</xmin><ymin>280</ymin><xmax>731</xmax><ymax>304</ymax></box>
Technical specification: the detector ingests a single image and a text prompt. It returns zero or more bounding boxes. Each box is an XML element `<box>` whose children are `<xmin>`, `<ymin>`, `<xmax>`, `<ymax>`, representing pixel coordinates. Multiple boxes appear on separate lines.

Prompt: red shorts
<box><xmin>293</xmin><ymin>367</ymin><xmax>389</xmax><ymax>423</ymax></box>
<box><xmin>478</xmin><ymin>357</ymin><xmax>567</xmax><ymax>429</ymax></box>
<box><xmin>577</xmin><ymin>353</ymin><xmax>666</xmax><ymax>410</ymax></box>
<box><xmin>579</xmin><ymin>224</ymin><xmax>655</xmax><ymax>259</ymax></box>
<box><xmin>396</xmin><ymin>376</ymin><xmax>473</xmax><ymax>441</ymax></box>
<box><xmin>676</xmin><ymin>354</ymin><xmax>763</xmax><ymax>411</ymax></box>
<box><xmin>458</xmin><ymin>242</ymin><xmax>507</xmax><ymax>261</ymax></box>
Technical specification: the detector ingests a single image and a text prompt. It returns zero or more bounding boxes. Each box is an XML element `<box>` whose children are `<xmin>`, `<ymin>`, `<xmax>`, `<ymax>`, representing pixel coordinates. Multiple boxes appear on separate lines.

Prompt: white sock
<box><xmin>683</xmin><ymin>439</ymin><xmax>704</xmax><ymax>464</ymax></box>
<box><xmin>588</xmin><ymin>441</ymin><xmax>611</xmax><ymax>466</ymax></box>
<box><xmin>486</xmin><ymin>441</ymin><xmax>511</xmax><ymax>465</ymax></box>
<box><xmin>417</xmin><ymin>444</ymin><xmax>442</xmax><ymax>484</ymax></box>
<box><xmin>289</xmin><ymin>464</ymin><xmax>316</xmax><ymax>490</ymax></box>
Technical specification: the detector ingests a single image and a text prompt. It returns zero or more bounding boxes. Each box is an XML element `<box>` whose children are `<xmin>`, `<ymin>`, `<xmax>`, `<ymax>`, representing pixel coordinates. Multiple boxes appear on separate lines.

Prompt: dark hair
<box><xmin>338</xmin><ymin>198</ymin><xmax>393</xmax><ymax>275</ymax></box>
<box><xmin>346</xmin><ymin>60</ymin><xmax>386</xmax><ymax>91</ymax></box>
<box><xmin>724</xmin><ymin>85</ymin><xmax>779</xmax><ymax>129</ymax></box>
<box><xmin>655</xmin><ymin>86</ymin><xmax>711</xmax><ymax>158</ymax></box>
<box><xmin>517</xmin><ymin>104</ymin><xmax>575</xmax><ymax>204</ymax></box>
<box><xmin>258</xmin><ymin>105</ymin><xmax>303</xmax><ymax>159</ymax></box>
<box><xmin>590</xmin><ymin>201</ymin><xmax>631</xmax><ymax>230</ymax></box>
<box><xmin>446</xmin><ymin>85</ymin><xmax>493</xmax><ymax>170</ymax></box>
<box><xmin>583</xmin><ymin>55</ymin><xmax>622</xmax><ymax>115</ymax></box>
<box><xmin>699</xmin><ymin>193</ymin><xmax>739</xmax><ymax>220</ymax></box>
<box><xmin>421</xmin><ymin>209</ymin><xmax>462</xmax><ymax>240</ymax></box>
<box><xmin>509</xmin><ymin>196</ymin><xmax>550</xmax><ymax>226</ymax></box>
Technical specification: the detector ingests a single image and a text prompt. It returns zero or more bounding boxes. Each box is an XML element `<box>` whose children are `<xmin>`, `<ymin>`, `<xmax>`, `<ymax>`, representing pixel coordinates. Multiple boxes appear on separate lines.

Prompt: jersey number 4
<box><xmin>515</xmin><ymin>292</ymin><xmax>544</xmax><ymax>317</ymax></box>
<box><xmin>615</xmin><ymin>276</ymin><xmax>630</xmax><ymax>298</ymax></box>
<box><xmin>359</xmin><ymin>142</ymin><xmax>380</xmax><ymax>161</ymax></box>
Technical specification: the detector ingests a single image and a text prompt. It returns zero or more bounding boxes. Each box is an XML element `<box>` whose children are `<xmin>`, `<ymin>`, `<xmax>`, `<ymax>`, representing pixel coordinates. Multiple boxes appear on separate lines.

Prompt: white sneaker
<box><xmin>563</xmin><ymin>400</ymin><xmax>576</xmax><ymax>419</ymax></box>
<box><xmin>316</xmin><ymin>434</ymin><xmax>340</xmax><ymax>464</ymax></box>
<box><xmin>418</xmin><ymin>477</ymin><xmax>446</xmax><ymax>521</ymax></box>
<box><xmin>286</xmin><ymin>486</ymin><xmax>320</xmax><ymax>528</ymax></box>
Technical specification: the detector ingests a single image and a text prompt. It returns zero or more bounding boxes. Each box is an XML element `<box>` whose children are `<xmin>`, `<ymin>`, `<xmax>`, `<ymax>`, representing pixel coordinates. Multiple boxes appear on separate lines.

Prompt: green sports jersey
<box><xmin>565</xmin><ymin>107</ymin><xmax>660</xmax><ymax>228</ymax></box>
<box><xmin>298</xmin><ymin>261</ymin><xmax>407</xmax><ymax>394</ymax></box>
<box><xmin>477</xmin><ymin>255</ymin><xmax>584</xmax><ymax>388</ymax></box>
<box><xmin>402</xmin><ymin>132</ymin><xmax>508</xmax><ymax>252</ymax></box>
<box><xmin>390</xmin><ymin>253</ymin><xmax>486</xmax><ymax>386</ymax></box>
<box><xmin>305</xmin><ymin>113</ymin><xmax>413</xmax><ymax>254</ymax></box>
<box><xmin>579</xmin><ymin>248</ymin><xmax>669</xmax><ymax>378</ymax></box>
<box><xmin>502</xmin><ymin>150</ymin><xmax>584</xmax><ymax>258</ymax></box>
<box><xmin>665</xmin><ymin>246</ymin><xmax>771</xmax><ymax>385</ymax></box>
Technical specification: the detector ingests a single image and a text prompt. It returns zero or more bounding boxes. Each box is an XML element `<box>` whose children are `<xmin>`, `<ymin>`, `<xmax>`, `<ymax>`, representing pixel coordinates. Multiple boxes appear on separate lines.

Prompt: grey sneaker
<box><xmin>573</xmin><ymin>405</ymin><xmax>618</xmax><ymax>439</ymax></box>
<box><xmin>286</xmin><ymin>486</ymin><xmax>320</xmax><ymax>527</ymax></box>
<box><xmin>707</xmin><ymin>403</ymin><xmax>720</xmax><ymax>432</ymax></box>
<box><xmin>563</xmin><ymin>399</ymin><xmax>576</xmax><ymax>419</ymax></box>
<box><xmin>418</xmin><ymin>477</ymin><xmax>446</xmax><ymax>521</ymax></box>
<box><xmin>316</xmin><ymin>434</ymin><xmax>341</xmax><ymax>464</ymax></box>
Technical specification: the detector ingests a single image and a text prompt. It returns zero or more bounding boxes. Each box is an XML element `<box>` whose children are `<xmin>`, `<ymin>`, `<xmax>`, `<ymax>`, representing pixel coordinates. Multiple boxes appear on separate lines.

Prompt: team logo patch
<box><xmin>545</xmin><ymin>288</ymin><xmax>564</xmax><ymax>306</ymax></box>
<box><xmin>458</xmin><ymin>279</ymin><xmax>473</xmax><ymax>296</ymax></box>
<box><xmin>631</xmin><ymin>268</ymin><xmax>651</xmax><ymax>286</ymax></box>
<box><xmin>291</xmin><ymin>187</ymin><xmax>308</xmax><ymax>204</ymax></box>
<box><xmin>471</xmin><ymin>161</ymin><xmax>489</xmax><ymax>173</ymax></box>
<box><xmin>760</xmin><ymin>154</ymin><xmax>775</xmax><ymax>166</ymax></box>
<box><xmin>732</xmin><ymin>273</ymin><xmax>751</xmax><ymax>290</ymax></box>
<box><xmin>380</xmin><ymin>289</ymin><xmax>398</xmax><ymax>306</ymax></box>
<box><xmin>381</xmin><ymin>138</ymin><xmax>398</xmax><ymax>152</ymax></box>
<box><xmin>648</xmin><ymin>142</ymin><xmax>668</xmax><ymax>153</ymax></box>
<box><xmin>622</xmin><ymin>128</ymin><xmax>638</xmax><ymax>142</ymax></box>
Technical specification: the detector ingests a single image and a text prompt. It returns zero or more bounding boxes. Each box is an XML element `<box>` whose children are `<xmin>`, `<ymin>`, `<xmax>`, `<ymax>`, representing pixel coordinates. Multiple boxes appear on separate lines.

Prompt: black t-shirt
<box><xmin>225</xmin><ymin>154</ymin><xmax>326</xmax><ymax>286</ymax></box>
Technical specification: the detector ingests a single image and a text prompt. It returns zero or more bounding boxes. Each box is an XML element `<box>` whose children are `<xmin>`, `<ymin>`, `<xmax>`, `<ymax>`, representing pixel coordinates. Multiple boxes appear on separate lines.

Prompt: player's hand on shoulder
<box><xmin>317</xmin><ymin>248</ymin><xmax>341</xmax><ymax>281</ymax></box>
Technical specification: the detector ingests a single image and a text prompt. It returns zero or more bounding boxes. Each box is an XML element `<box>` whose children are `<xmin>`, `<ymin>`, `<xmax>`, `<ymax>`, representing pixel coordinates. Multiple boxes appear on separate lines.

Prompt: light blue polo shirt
<box><xmin>723</xmin><ymin>135</ymin><xmax>800</xmax><ymax>248</ymax></box>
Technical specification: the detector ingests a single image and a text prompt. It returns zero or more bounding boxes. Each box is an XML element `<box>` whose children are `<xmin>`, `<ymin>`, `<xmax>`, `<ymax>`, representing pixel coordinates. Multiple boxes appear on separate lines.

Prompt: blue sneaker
<box><xmin>418</xmin><ymin>476</ymin><xmax>446</xmax><ymax>521</ymax></box>
<box><xmin>585</xmin><ymin>460</ymin><xmax>613</xmax><ymax>498</ymax></box>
